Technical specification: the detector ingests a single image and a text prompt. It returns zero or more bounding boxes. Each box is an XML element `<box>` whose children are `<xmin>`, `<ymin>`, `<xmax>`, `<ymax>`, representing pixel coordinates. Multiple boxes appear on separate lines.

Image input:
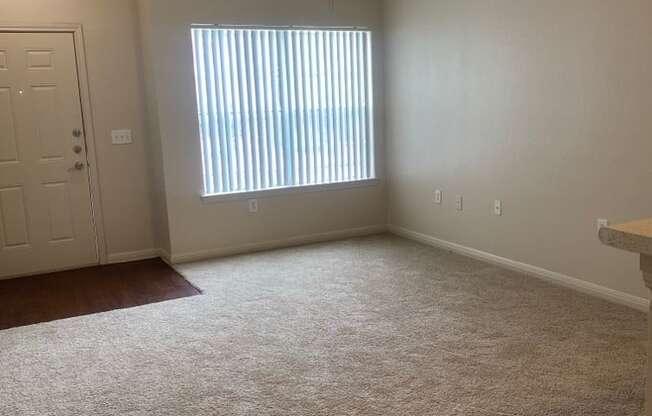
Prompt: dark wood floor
<box><xmin>0</xmin><ymin>259</ymin><xmax>201</xmax><ymax>331</ymax></box>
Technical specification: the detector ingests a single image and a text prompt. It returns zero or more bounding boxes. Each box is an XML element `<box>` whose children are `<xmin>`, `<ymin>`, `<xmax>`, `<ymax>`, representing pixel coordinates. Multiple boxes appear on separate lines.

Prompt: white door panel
<box><xmin>0</xmin><ymin>186</ymin><xmax>29</xmax><ymax>247</ymax></box>
<box><xmin>0</xmin><ymin>87</ymin><xmax>18</xmax><ymax>162</ymax></box>
<box><xmin>0</xmin><ymin>32</ymin><xmax>97</xmax><ymax>278</ymax></box>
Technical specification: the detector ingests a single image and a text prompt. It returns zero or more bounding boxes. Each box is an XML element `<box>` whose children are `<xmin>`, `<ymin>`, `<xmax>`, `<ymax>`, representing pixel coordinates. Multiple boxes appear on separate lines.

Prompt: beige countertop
<box><xmin>599</xmin><ymin>218</ymin><xmax>652</xmax><ymax>257</ymax></box>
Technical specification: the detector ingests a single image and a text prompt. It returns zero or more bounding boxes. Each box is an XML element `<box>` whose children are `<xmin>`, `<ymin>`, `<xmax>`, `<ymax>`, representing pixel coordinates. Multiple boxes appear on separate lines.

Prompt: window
<box><xmin>191</xmin><ymin>27</ymin><xmax>375</xmax><ymax>196</ymax></box>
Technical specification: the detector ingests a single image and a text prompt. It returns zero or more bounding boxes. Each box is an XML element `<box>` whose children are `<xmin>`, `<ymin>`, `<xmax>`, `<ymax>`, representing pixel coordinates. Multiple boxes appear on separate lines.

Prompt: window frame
<box><xmin>191</xmin><ymin>24</ymin><xmax>379</xmax><ymax>203</ymax></box>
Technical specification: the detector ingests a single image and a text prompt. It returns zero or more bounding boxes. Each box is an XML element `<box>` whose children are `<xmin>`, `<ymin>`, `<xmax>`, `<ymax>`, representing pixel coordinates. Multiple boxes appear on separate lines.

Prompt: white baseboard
<box><xmin>106</xmin><ymin>248</ymin><xmax>161</xmax><ymax>264</ymax></box>
<box><xmin>171</xmin><ymin>224</ymin><xmax>388</xmax><ymax>264</ymax></box>
<box><xmin>158</xmin><ymin>248</ymin><xmax>172</xmax><ymax>265</ymax></box>
<box><xmin>388</xmin><ymin>224</ymin><xmax>649</xmax><ymax>312</ymax></box>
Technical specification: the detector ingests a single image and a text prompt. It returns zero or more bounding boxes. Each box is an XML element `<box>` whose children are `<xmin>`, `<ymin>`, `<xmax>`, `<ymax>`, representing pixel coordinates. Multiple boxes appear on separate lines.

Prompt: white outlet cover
<box><xmin>111</xmin><ymin>129</ymin><xmax>133</xmax><ymax>145</ymax></box>
<box><xmin>455</xmin><ymin>195</ymin><xmax>463</xmax><ymax>211</ymax></box>
<box><xmin>597</xmin><ymin>218</ymin><xmax>609</xmax><ymax>230</ymax></box>
<box><xmin>248</xmin><ymin>199</ymin><xmax>259</xmax><ymax>213</ymax></box>
<box><xmin>494</xmin><ymin>200</ymin><xmax>502</xmax><ymax>216</ymax></box>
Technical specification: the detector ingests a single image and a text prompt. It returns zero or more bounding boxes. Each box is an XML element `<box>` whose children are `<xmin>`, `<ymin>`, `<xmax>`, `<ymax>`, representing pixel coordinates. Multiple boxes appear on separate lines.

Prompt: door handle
<box><xmin>70</xmin><ymin>161</ymin><xmax>85</xmax><ymax>171</ymax></box>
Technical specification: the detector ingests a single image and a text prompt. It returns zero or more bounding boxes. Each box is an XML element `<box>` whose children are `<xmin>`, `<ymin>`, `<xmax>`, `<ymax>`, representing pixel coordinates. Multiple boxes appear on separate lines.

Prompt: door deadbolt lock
<box><xmin>73</xmin><ymin>145</ymin><xmax>83</xmax><ymax>154</ymax></box>
<box><xmin>72</xmin><ymin>128</ymin><xmax>82</xmax><ymax>138</ymax></box>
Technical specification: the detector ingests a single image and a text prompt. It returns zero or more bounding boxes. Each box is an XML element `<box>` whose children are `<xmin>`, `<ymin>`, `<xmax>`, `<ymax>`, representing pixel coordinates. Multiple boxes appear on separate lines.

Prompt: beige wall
<box><xmin>138</xmin><ymin>0</ymin><xmax>387</xmax><ymax>259</ymax></box>
<box><xmin>138</xmin><ymin>0</ymin><xmax>170</xmax><ymax>255</ymax></box>
<box><xmin>0</xmin><ymin>0</ymin><xmax>156</xmax><ymax>257</ymax></box>
<box><xmin>385</xmin><ymin>0</ymin><xmax>652</xmax><ymax>298</ymax></box>
<box><xmin>4</xmin><ymin>0</ymin><xmax>648</xmax><ymax>302</ymax></box>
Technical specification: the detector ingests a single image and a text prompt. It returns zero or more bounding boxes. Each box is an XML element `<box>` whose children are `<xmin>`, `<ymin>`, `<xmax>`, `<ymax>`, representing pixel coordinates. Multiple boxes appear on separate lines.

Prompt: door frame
<box><xmin>0</xmin><ymin>23</ymin><xmax>107</xmax><ymax>265</ymax></box>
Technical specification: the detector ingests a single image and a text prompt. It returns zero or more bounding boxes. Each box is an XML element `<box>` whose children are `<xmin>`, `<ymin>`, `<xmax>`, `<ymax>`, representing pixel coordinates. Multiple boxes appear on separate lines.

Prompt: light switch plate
<box><xmin>112</xmin><ymin>129</ymin><xmax>133</xmax><ymax>145</ymax></box>
<box><xmin>435</xmin><ymin>189</ymin><xmax>442</xmax><ymax>204</ymax></box>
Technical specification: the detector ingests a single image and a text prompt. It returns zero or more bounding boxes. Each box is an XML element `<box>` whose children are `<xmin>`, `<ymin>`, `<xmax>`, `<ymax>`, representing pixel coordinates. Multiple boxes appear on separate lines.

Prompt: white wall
<box><xmin>385</xmin><ymin>0</ymin><xmax>652</xmax><ymax>298</ymax></box>
<box><xmin>138</xmin><ymin>0</ymin><xmax>387</xmax><ymax>260</ymax></box>
<box><xmin>1</xmin><ymin>0</ymin><xmax>157</xmax><ymax>258</ymax></box>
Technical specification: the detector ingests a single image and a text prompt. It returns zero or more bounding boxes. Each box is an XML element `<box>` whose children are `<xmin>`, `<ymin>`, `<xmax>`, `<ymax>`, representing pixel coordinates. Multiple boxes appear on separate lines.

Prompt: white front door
<box><xmin>0</xmin><ymin>32</ymin><xmax>97</xmax><ymax>278</ymax></box>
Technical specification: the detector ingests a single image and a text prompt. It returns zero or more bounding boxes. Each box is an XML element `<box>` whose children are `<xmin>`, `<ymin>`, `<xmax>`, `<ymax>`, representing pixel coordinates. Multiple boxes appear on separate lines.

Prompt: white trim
<box><xmin>201</xmin><ymin>179</ymin><xmax>380</xmax><ymax>203</ymax></box>
<box><xmin>72</xmin><ymin>25</ymin><xmax>108</xmax><ymax>265</ymax></box>
<box><xmin>106</xmin><ymin>249</ymin><xmax>161</xmax><ymax>265</ymax></box>
<box><xmin>0</xmin><ymin>24</ymin><xmax>108</xmax><ymax>265</ymax></box>
<box><xmin>388</xmin><ymin>225</ymin><xmax>649</xmax><ymax>313</ymax></box>
<box><xmin>171</xmin><ymin>224</ymin><xmax>387</xmax><ymax>264</ymax></box>
<box><xmin>193</xmin><ymin>24</ymin><xmax>370</xmax><ymax>31</ymax></box>
<box><xmin>0</xmin><ymin>23</ymin><xmax>85</xmax><ymax>32</ymax></box>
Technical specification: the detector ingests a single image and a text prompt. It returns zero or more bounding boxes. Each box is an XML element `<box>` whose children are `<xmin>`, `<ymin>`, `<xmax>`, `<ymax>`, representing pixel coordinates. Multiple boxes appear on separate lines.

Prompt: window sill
<box><xmin>200</xmin><ymin>178</ymin><xmax>380</xmax><ymax>204</ymax></box>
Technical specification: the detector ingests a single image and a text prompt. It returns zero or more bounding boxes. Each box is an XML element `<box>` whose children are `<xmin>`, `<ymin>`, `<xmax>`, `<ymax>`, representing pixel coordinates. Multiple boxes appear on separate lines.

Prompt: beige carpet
<box><xmin>0</xmin><ymin>235</ymin><xmax>646</xmax><ymax>415</ymax></box>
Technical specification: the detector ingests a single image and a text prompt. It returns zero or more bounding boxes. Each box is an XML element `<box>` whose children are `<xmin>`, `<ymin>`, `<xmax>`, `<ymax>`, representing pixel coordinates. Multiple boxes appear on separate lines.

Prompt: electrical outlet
<box><xmin>455</xmin><ymin>195</ymin><xmax>463</xmax><ymax>211</ymax></box>
<box><xmin>248</xmin><ymin>199</ymin><xmax>259</xmax><ymax>213</ymax></box>
<box><xmin>494</xmin><ymin>200</ymin><xmax>502</xmax><ymax>216</ymax></box>
<box><xmin>435</xmin><ymin>189</ymin><xmax>442</xmax><ymax>204</ymax></box>
<box><xmin>597</xmin><ymin>218</ymin><xmax>609</xmax><ymax>231</ymax></box>
<box><xmin>111</xmin><ymin>129</ymin><xmax>133</xmax><ymax>145</ymax></box>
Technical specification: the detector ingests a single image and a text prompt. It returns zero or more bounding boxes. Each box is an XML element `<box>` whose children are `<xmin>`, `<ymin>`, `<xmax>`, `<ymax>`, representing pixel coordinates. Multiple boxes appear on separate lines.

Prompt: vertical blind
<box><xmin>191</xmin><ymin>27</ymin><xmax>375</xmax><ymax>195</ymax></box>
